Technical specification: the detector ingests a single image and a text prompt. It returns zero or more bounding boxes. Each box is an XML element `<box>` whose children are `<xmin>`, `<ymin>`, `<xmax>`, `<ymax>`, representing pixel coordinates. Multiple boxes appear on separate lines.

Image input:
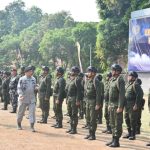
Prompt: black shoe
<box><xmin>51</xmin><ymin>124</ymin><xmax>57</xmax><ymax>127</ymax></box>
<box><xmin>109</xmin><ymin>137</ymin><xmax>120</xmax><ymax>147</ymax></box>
<box><xmin>84</xmin><ymin>135</ymin><xmax>91</xmax><ymax>139</ymax></box>
<box><xmin>128</xmin><ymin>136</ymin><xmax>136</xmax><ymax>140</ymax></box>
<box><xmin>1</xmin><ymin>108</ymin><xmax>7</xmax><ymax>110</ymax></box>
<box><xmin>123</xmin><ymin>134</ymin><xmax>130</xmax><ymax>139</ymax></box>
<box><xmin>146</xmin><ymin>143</ymin><xmax>150</xmax><ymax>146</ymax></box>
<box><xmin>55</xmin><ymin>124</ymin><xmax>63</xmax><ymax>128</ymax></box>
<box><xmin>106</xmin><ymin>130</ymin><xmax>112</xmax><ymax>134</ymax></box>
<box><xmin>38</xmin><ymin>120</ymin><xmax>47</xmax><ymax>124</ymax></box>
<box><xmin>88</xmin><ymin>135</ymin><xmax>96</xmax><ymax>140</ymax></box>
<box><xmin>10</xmin><ymin>109</ymin><xmax>16</xmax><ymax>113</ymax></box>
<box><xmin>106</xmin><ymin>138</ymin><xmax>114</xmax><ymax>146</ymax></box>
<box><xmin>69</xmin><ymin>130</ymin><xmax>77</xmax><ymax>134</ymax></box>
<box><xmin>30</xmin><ymin>123</ymin><xmax>35</xmax><ymax>132</ymax></box>
<box><xmin>82</xmin><ymin>124</ymin><xmax>88</xmax><ymax>128</ymax></box>
<box><xmin>17</xmin><ymin>122</ymin><xmax>22</xmax><ymax>130</ymax></box>
<box><xmin>102</xmin><ymin>129</ymin><xmax>108</xmax><ymax>133</ymax></box>
<box><xmin>66</xmin><ymin>129</ymin><xmax>72</xmax><ymax>133</ymax></box>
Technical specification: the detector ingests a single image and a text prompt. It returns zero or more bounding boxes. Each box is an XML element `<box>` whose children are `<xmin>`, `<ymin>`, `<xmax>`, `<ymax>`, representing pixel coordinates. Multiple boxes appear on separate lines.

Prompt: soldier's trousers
<box><xmin>54</xmin><ymin>96</ymin><xmax>63</xmax><ymax>123</ymax></box>
<box><xmin>67</xmin><ymin>96</ymin><xmax>78</xmax><ymax>130</ymax></box>
<box><xmin>39</xmin><ymin>93</ymin><xmax>50</xmax><ymax>120</ymax></box>
<box><xmin>2</xmin><ymin>92</ymin><xmax>10</xmax><ymax>109</ymax></box>
<box><xmin>136</xmin><ymin>108</ymin><xmax>142</xmax><ymax>130</ymax></box>
<box><xmin>10</xmin><ymin>92</ymin><xmax>18</xmax><ymax>110</ymax></box>
<box><xmin>110</xmin><ymin>106</ymin><xmax>123</xmax><ymax>138</ymax></box>
<box><xmin>78</xmin><ymin>99</ymin><xmax>83</xmax><ymax>117</ymax></box>
<box><xmin>124</xmin><ymin>103</ymin><xmax>138</xmax><ymax>132</ymax></box>
<box><xmin>104</xmin><ymin>102</ymin><xmax>110</xmax><ymax>126</ymax></box>
<box><xmin>86</xmin><ymin>99</ymin><xmax>97</xmax><ymax>132</ymax></box>
<box><xmin>53</xmin><ymin>97</ymin><xmax>56</xmax><ymax>116</ymax></box>
<box><xmin>17</xmin><ymin>101</ymin><xmax>36</xmax><ymax>123</ymax></box>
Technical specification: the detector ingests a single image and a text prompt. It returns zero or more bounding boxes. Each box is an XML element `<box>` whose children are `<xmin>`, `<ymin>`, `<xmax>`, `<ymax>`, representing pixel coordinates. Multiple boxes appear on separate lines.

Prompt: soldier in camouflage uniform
<box><xmin>102</xmin><ymin>72</ymin><xmax>112</xmax><ymax>134</ymax></box>
<box><xmin>66</xmin><ymin>66</ymin><xmax>82</xmax><ymax>134</ymax></box>
<box><xmin>9</xmin><ymin>68</ymin><xmax>19</xmax><ymax>113</ymax></box>
<box><xmin>51</xmin><ymin>67</ymin><xmax>66</xmax><ymax>128</ymax></box>
<box><xmin>123</xmin><ymin>71</ymin><xmax>142</xmax><ymax>140</ymax></box>
<box><xmin>106</xmin><ymin>64</ymin><xmax>125</xmax><ymax>147</ymax></box>
<box><xmin>84</xmin><ymin>66</ymin><xmax>102</xmax><ymax>140</ymax></box>
<box><xmin>37</xmin><ymin>66</ymin><xmax>52</xmax><ymax>124</ymax></box>
<box><xmin>1</xmin><ymin>71</ymin><xmax>11</xmax><ymax>110</ymax></box>
<box><xmin>146</xmin><ymin>88</ymin><xmax>150</xmax><ymax>147</ymax></box>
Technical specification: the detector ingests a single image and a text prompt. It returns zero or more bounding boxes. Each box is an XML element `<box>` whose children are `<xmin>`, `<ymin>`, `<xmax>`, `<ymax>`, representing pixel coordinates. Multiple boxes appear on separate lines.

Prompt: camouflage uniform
<box><xmin>38</xmin><ymin>72</ymin><xmax>52</xmax><ymax>123</ymax></box>
<box><xmin>53</xmin><ymin>75</ymin><xmax>66</xmax><ymax>128</ymax></box>
<box><xmin>107</xmin><ymin>72</ymin><xmax>125</xmax><ymax>147</ymax></box>
<box><xmin>66</xmin><ymin>67</ymin><xmax>82</xmax><ymax>134</ymax></box>
<box><xmin>0</xmin><ymin>76</ymin><xmax>2</xmax><ymax>102</ymax></box>
<box><xmin>84</xmin><ymin>66</ymin><xmax>102</xmax><ymax>140</ymax></box>
<box><xmin>124</xmin><ymin>81</ymin><xmax>142</xmax><ymax>140</ymax></box>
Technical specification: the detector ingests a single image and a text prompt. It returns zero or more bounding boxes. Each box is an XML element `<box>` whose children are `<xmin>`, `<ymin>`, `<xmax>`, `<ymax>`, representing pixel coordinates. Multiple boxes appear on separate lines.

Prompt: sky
<box><xmin>0</xmin><ymin>0</ymin><xmax>100</xmax><ymax>22</ymax></box>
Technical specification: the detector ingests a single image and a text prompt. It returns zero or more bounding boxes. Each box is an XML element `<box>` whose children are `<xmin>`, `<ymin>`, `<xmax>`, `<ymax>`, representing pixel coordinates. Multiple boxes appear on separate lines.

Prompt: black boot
<box><xmin>88</xmin><ymin>131</ymin><xmax>96</xmax><ymax>140</ymax></box>
<box><xmin>106</xmin><ymin>126</ymin><xmax>112</xmax><ymax>134</ymax></box>
<box><xmin>66</xmin><ymin>123</ymin><xmax>73</xmax><ymax>133</ymax></box>
<box><xmin>109</xmin><ymin>137</ymin><xmax>120</xmax><ymax>147</ymax></box>
<box><xmin>106</xmin><ymin>137</ymin><xmax>114</xmax><ymax>146</ymax></box>
<box><xmin>136</xmin><ymin>127</ymin><xmax>140</xmax><ymax>134</ymax></box>
<box><xmin>17</xmin><ymin>122</ymin><xmax>22</xmax><ymax>130</ymax></box>
<box><xmin>123</xmin><ymin>128</ymin><xmax>131</xmax><ymax>138</ymax></box>
<box><xmin>55</xmin><ymin>121</ymin><xmax>63</xmax><ymax>128</ymax></box>
<box><xmin>30</xmin><ymin>123</ymin><xmax>35</xmax><ymax>132</ymax></box>
<box><xmin>10</xmin><ymin>108</ymin><xmax>16</xmax><ymax>113</ymax></box>
<box><xmin>84</xmin><ymin>130</ymin><xmax>91</xmax><ymax>139</ymax></box>
<box><xmin>146</xmin><ymin>143</ymin><xmax>150</xmax><ymax>146</ymax></box>
<box><xmin>129</xmin><ymin>130</ymin><xmax>136</xmax><ymax>140</ymax></box>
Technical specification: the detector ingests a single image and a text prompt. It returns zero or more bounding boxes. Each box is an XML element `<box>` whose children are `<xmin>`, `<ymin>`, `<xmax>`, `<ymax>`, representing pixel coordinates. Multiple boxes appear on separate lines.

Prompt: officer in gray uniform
<box><xmin>17</xmin><ymin>66</ymin><xmax>36</xmax><ymax>132</ymax></box>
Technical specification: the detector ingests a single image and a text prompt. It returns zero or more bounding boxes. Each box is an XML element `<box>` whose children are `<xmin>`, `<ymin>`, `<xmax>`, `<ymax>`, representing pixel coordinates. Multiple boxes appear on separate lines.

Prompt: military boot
<box><xmin>55</xmin><ymin>121</ymin><xmax>63</xmax><ymax>128</ymax></box>
<box><xmin>123</xmin><ymin>128</ymin><xmax>131</xmax><ymax>138</ymax></box>
<box><xmin>136</xmin><ymin>127</ymin><xmax>141</xmax><ymax>134</ymax></box>
<box><xmin>10</xmin><ymin>108</ymin><xmax>16</xmax><ymax>113</ymax></box>
<box><xmin>17</xmin><ymin>122</ymin><xmax>22</xmax><ymax>130</ymax></box>
<box><xmin>107</xmin><ymin>126</ymin><xmax>112</xmax><ymax>134</ymax></box>
<box><xmin>88</xmin><ymin>131</ymin><xmax>96</xmax><ymax>140</ymax></box>
<box><xmin>109</xmin><ymin>137</ymin><xmax>120</xmax><ymax>147</ymax></box>
<box><xmin>69</xmin><ymin>123</ymin><xmax>77</xmax><ymax>134</ymax></box>
<box><xmin>106</xmin><ymin>136</ymin><xmax>114</xmax><ymax>146</ymax></box>
<box><xmin>84</xmin><ymin>130</ymin><xmax>92</xmax><ymax>139</ymax></box>
<box><xmin>30</xmin><ymin>123</ymin><xmax>35</xmax><ymax>132</ymax></box>
<box><xmin>129</xmin><ymin>130</ymin><xmax>136</xmax><ymax>140</ymax></box>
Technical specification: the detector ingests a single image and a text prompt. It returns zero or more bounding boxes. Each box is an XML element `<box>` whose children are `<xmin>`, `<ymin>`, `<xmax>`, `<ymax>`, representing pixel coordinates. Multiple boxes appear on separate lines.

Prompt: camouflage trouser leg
<box><xmin>83</xmin><ymin>100</ymin><xmax>86</xmax><ymax>116</ymax></box>
<box><xmin>55</xmin><ymin>100</ymin><xmax>63</xmax><ymax>123</ymax></box>
<box><xmin>124</xmin><ymin>104</ymin><xmax>137</xmax><ymax>132</ymax></box>
<box><xmin>136</xmin><ymin>108</ymin><xmax>142</xmax><ymax>130</ymax></box>
<box><xmin>104</xmin><ymin>103</ymin><xmax>110</xmax><ymax>126</ymax></box>
<box><xmin>79</xmin><ymin>100</ymin><xmax>83</xmax><ymax>117</ymax></box>
<box><xmin>110</xmin><ymin>106</ymin><xmax>123</xmax><ymax>138</ymax></box>
<box><xmin>10</xmin><ymin>92</ymin><xmax>18</xmax><ymax>110</ymax></box>
<box><xmin>53</xmin><ymin>96</ymin><xmax>56</xmax><ymax>116</ymax></box>
<box><xmin>68</xmin><ymin>97</ymin><xmax>78</xmax><ymax>130</ymax></box>
<box><xmin>97</xmin><ymin>107</ymin><xmax>103</xmax><ymax>122</ymax></box>
<box><xmin>3</xmin><ymin>93</ymin><xmax>9</xmax><ymax>109</ymax></box>
<box><xmin>43</xmin><ymin>100</ymin><xmax>50</xmax><ymax>120</ymax></box>
<box><xmin>86</xmin><ymin>100</ymin><xmax>97</xmax><ymax>132</ymax></box>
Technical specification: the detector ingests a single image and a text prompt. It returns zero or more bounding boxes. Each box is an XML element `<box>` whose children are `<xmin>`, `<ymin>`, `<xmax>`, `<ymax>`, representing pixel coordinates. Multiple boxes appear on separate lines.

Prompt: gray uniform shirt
<box><xmin>17</xmin><ymin>75</ymin><xmax>36</xmax><ymax>104</ymax></box>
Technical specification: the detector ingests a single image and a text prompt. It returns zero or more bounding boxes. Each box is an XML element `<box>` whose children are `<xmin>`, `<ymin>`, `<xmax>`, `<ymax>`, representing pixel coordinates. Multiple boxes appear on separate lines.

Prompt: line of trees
<box><xmin>0</xmin><ymin>0</ymin><xmax>150</xmax><ymax>72</ymax></box>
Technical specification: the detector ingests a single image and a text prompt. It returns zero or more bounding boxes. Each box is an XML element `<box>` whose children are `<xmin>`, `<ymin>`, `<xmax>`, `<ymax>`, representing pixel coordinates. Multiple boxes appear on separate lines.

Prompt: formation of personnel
<box><xmin>0</xmin><ymin>64</ymin><xmax>150</xmax><ymax>148</ymax></box>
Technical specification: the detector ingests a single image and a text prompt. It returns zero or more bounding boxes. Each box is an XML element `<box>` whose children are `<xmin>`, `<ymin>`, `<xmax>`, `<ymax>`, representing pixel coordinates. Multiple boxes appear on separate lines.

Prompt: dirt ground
<box><xmin>0</xmin><ymin>103</ymin><xmax>149</xmax><ymax>150</ymax></box>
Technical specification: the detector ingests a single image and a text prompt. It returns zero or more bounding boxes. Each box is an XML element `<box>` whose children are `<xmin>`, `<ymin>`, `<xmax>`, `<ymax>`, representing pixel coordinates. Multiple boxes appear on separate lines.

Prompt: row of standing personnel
<box><xmin>0</xmin><ymin>64</ymin><xmax>149</xmax><ymax>148</ymax></box>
